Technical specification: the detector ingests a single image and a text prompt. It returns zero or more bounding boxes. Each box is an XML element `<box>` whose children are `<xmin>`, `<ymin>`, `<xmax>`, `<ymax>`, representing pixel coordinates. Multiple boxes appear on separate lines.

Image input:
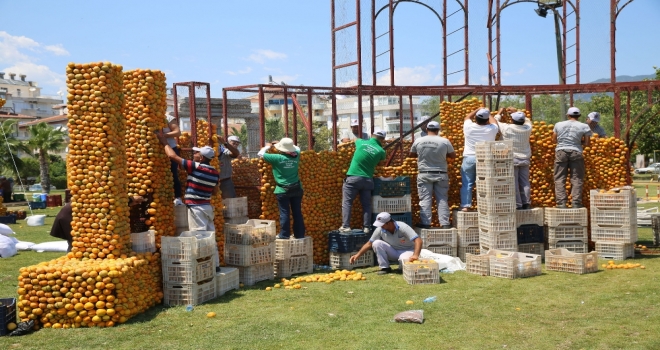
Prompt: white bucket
<box><xmin>26</xmin><ymin>215</ymin><xmax>47</xmax><ymax>226</ymax></box>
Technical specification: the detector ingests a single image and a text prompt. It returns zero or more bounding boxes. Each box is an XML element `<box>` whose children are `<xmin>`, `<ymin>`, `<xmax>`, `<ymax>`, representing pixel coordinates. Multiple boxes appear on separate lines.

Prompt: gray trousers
<box><xmin>341</xmin><ymin>176</ymin><xmax>374</xmax><ymax>228</ymax></box>
<box><xmin>513</xmin><ymin>158</ymin><xmax>531</xmax><ymax>208</ymax></box>
<box><xmin>220</xmin><ymin>177</ymin><xmax>237</xmax><ymax>199</ymax></box>
<box><xmin>417</xmin><ymin>172</ymin><xmax>450</xmax><ymax>226</ymax></box>
<box><xmin>554</xmin><ymin>150</ymin><xmax>585</xmax><ymax>205</ymax></box>
<box><xmin>372</xmin><ymin>240</ymin><xmax>414</xmax><ymax>269</ymax></box>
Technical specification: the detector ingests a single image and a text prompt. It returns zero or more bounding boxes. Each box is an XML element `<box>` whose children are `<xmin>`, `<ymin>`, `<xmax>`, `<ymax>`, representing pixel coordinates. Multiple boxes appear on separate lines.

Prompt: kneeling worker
<box><xmin>349</xmin><ymin>212</ymin><xmax>423</xmax><ymax>275</ymax></box>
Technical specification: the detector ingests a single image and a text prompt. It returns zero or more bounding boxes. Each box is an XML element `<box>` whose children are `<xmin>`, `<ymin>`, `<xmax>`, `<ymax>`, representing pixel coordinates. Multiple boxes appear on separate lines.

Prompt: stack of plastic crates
<box><xmin>418</xmin><ymin>227</ymin><xmax>457</xmax><ymax>257</ymax></box>
<box><xmin>216</xmin><ymin>267</ymin><xmax>240</xmax><ymax>296</ymax></box>
<box><xmin>591</xmin><ymin>189</ymin><xmax>637</xmax><ymax>260</ymax></box>
<box><xmin>475</xmin><ymin>141</ymin><xmax>517</xmax><ymax>253</ymax></box>
<box><xmin>371</xmin><ymin>177</ymin><xmax>412</xmax><ymax>228</ymax></box>
<box><xmin>545</xmin><ymin>248</ymin><xmax>599</xmax><ymax>274</ymax></box>
<box><xmin>467</xmin><ymin>248</ymin><xmax>541</xmax><ymax>279</ymax></box>
<box><xmin>453</xmin><ymin>210</ymin><xmax>480</xmax><ymax>261</ymax></box>
<box><xmin>516</xmin><ymin>208</ymin><xmax>545</xmax><ymax>259</ymax></box>
<box><xmin>328</xmin><ymin>229</ymin><xmax>372</xmax><ymax>269</ymax></box>
<box><xmin>131</xmin><ymin>230</ymin><xmax>156</xmax><ymax>253</ymax></box>
<box><xmin>223</xmin><ymin>196</ymin><xmax>249</xmax><ymax>224</ymax></box>
<box><xmin>161</xmin><ymin>231</ymin><xmax>217</xmax><ymax>306</ymax></box>
<box><xmin>274</xmin><ymin>236</ymin><xmax>314</xmax><ymax>278</ymax></box>
<box><xmin>545</xmin><ymin>207</ymin><xmax>588</xmax><ymax>253</ymax></box>
<box><xmin>174</xmin><ymin>205</ymin><xmax>188</xmax><ymax>235</ymax></box>
<box><xmin>224</xmin><ymin>220</ymin><xmax>277</xmax><ymax>286</ymax></box>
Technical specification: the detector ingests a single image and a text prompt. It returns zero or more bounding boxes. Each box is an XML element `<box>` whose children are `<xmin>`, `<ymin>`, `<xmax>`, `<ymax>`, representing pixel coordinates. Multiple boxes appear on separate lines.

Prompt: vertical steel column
<box><xmin>610</xmin><ymin>0</ymin><xmax>619</xmax><ymax>136</ymax></box>
<box><xmin>464</xmin><ymin>0</ymin><xmax>470</xmax><ymax>85</ymax></box>
<box><xmin>525</xmin><ymin>93</ymin><xmax>532</xmax><ymax>115</ymax></box>
<box><xmin>626</xmin><ymin>91</ymin><xmax>631</xmax><ymax>138</ymax></box>
<box><xmin>371</xmin><ymin>0</ymin><xmax>376</xmax><ymax>86</ymax></box>
<box><xmin>222</xmin><ymin>89</ymin><xmax>228</xmax><ymax>139</ymax></box>
<box><xmin>189</xmin><ymin>84</ymin><xmax>198</xmax><ymax>147</ymax></box>
<box><xmin>307</xmin><ymin>89</ymin><xmax>314</xmax><ymax>150</ymax></box>
<box><xmin>331</xmin><ymin>0</ymin><xmax>336</xmax><ymax>90</ymax></box>
<box><xmin>442</xmin><ymin>0</ymin><xmax>448</xmax><ymax>86</ymax></box>
<box><xmin>399</xmin><ymin>93</ymin><xmax>404</xmax><ymax>163</ymax></box>
<box><xmin>356</xmin><ymin>0</ymin><xmax>364</xmax><ymax>139</ymax></box>
<box><xmin>562</xmin><ymin>1</ymin><xmax>567</xmax><ymax>84</ymax></box>
<box><xmin>389</xmin><ymin>0</ymin><xmax>395</xmax><ymax>86</ymax></box>
<box><xmin>173</xmin><ymin>83</ymin><xmax>179</xmax><ymax>132</ymax></box>
<box><xmin>293</xmin><ymin>97</ymin><xmax>298</xmax><ymax>145</ymax></box>
<box><xmin>487</xmin><ymin>0</ymin><xmax>494</xmax><ymax>86</ymax></box>
<box><xmin>370</xmin><ymin>95</ymin><xmax>375</xmax><ymax>135</ymax></box>
<box><xmin>332</xmin><ymin>91</ymin><xmax>338</xmax><ymax>151</ymax></box>
<box><xmin>205</xmin><ymin>83</ymin><xmax>212</xmax><ymax>145</ymax></box>
<box><xmin>575</xmin><ymin>0</ymin><xmax>581</xmax><ymax>84</ymax></box>
<box><xmin>258</xmin><ymin>86</ymin><xmax>265</xmax><ymax>147</ymax></box>
<box><xmin>409</xmin><ymin>95</ymin><xmax>415</xmax><ymax>142</ymax></box>
<box><xmin>283</xmin><ymin>87</ymin><xmax>289</xmax><ymax>137</ymax></box>
<box><xmin>495</xmin><ymin>0</ymin><xmax>501</xmax><ymax>86</ymax></box>
<box><xmin>614</xmin><ymin>90</ymin><xmax>621</xmax><ymax>137</ymax></box>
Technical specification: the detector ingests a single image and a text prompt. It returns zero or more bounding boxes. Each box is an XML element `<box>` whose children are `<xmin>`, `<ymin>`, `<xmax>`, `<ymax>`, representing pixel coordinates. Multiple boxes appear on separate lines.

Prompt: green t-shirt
<box><xmin>347</xmin><ymin>138</ymin><xmax>386</xmax><ymax>178</ymax></box>
<box><xmin>262</xmin><ymin>151</ymin><xmax>301</xmax><ymax>194</ymax></box>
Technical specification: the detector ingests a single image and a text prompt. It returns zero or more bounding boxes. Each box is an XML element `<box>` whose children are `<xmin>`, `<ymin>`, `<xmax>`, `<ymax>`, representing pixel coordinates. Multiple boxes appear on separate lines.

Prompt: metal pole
<box><xmin>284</xmin><ymin>87</ymin><xmax>289</xmax><ymax>137</ymax></box>
<box><xmin>332</xmin><ymin>91</ymin><xmax>338</xmax><ymax>151</ymax></box>
<box><xmin>496</xmin><ymin>0</ymin><xmax>501</xmax><ymax>86</ymax></box>
<box><xmin>293</xmin><ymin>97</ymin><xmax>298</xmax><ymax>146</ymax></box>
<box><xmin>222</xmin><ymin>89</ymin><xmax>228</xmax><ymax>139</ymax></box>
<box><xmin>331</xmin><ymin>0</ymin><xmax>336</xmax><ymax>90</ymax></box>
<box><xmin>189</xmin><ymin>83</ymin><xmax>198</xmax><ymax>147</ymax></box>
<box><xmin>610</xmin><ymin>0</ymin><xmax>616</xmax><ymax>84</ymax></box>
<box><xmin>554</xmin><ymin>8</ymin><xmax>567</xmax><ymax>117</ymax></box>
<box><xmin>205</xmin><ymin>83</ymin><xmax>212</xmax><ymax>145</ymax></box>
<box><xmin>389</xmin><ymin>0</ymin><xmax>395</xmax><ymax>86</ymax></box>
<box><xmin>398</xmin><ymin>93</ymin><xmax>404</xmax><ymax>163</ymax></box>
<box><xmin>576</xmin><ymin>0</ymin><xmax>581</xmax><ymax>84</ymax></box>
<box><xmin>258</xmin><ymin>86</ymin><xmax>265</xmax><ymax>147</ymax></box>
<box><xmin>307</xmin><ymin>89</ymin><xmax>314</xmax><ymax>150</ymax></box>
<box><xmin>464</xmin><ymin>0</ymin><xmax>469</xmax><ymax>85</ymax></box>
<box><xmin>371</xmin><ymin>0</ymin><xmax>377</xmax><ymax>86</ymax></box>
<box><xmin>356</xmin><ymin>0</ymin><xmax>362</xmax><ymax>86</ymax></box>
<box><xmin>409</xmin><ymin>95</ymin><xmax>415</xmax><ymax>142</ymax></box>
<box><xmin>442</xmin><ymin>0</ymin><xmax>447</xmax><ymax>86</ymax></box>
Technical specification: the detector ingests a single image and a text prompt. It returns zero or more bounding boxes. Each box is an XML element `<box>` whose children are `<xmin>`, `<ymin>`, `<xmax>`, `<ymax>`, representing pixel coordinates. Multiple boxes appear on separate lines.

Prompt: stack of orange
<box><xmin>122</xmin><ymin>69</ymin><xmax>175</xmax><ymax>246</ymax></box>
<box><xmin>65</xmin><ymin>62</ymin><xmax>131</xmax><ymax>259</ymax></box>
<box><xmin>529</xmin><ymin>120</ymin><xmax>556</xmax><ymax>207</ymax></box>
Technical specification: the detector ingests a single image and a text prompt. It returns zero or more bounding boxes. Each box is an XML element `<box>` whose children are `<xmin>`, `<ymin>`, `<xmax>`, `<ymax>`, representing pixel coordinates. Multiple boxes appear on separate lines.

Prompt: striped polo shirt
<box><xmin>182</xmin><ymin>159</ymin><xmax>220</xmax><ymax>205</ymax></box>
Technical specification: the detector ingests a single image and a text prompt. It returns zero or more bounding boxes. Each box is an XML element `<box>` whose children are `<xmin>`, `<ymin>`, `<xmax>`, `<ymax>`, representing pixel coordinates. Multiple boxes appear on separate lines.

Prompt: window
<box><xmin>16</xmin><ymin>89</ymin><xmax>21</xmax><ymax>97</ymax></box>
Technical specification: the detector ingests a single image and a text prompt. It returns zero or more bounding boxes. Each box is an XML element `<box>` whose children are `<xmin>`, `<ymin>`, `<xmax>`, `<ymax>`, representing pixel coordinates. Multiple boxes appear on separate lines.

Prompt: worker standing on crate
<box><xmin>339</xmin><ymin>129</ymin><xmax>387</xmax><ymax>234</ymax></box>
<box><xmin>586</xmin><ymin>112</ymin><xmax>607</xmax><ymax>137</ymax></box>
<box><xmin>408</xmin><ymin>121</ymin><xmax>456</xmax><ymax>229</ymax></box>
<box><xmin>349</xmin><ymin>212</ymin><xmax>422</xmax><ymax>275</ymax></box>
<box><xmin>217</xmin><ymin>135</ymin><xmax>241</xmax><ymax>198</ymax></box>
<box><xmin>157</xmin><ymin>131</ymin><xmax>220</xmax><ymax>230</ymax></box>
<box><xmin>258</xmin><ymin>138</ymin><xmax>305</xmax><ymax>239</ymax></box>
<box><xmin>553</xmin><ymin>107</ymin><xmax>592</xmax><ymax>208</ymax></box>
<box><xmin>460</xmin><ymin>108</ymin><xmax>499</xmax><ymax>211</ymax></box>
<box><xmin>163</xmin><ymin>113</ymin><xmax>184</xmax><ymax>206</ymax></box>
<box><xmin>340</xmin><ymin>119</ymin><xmax>370</xmax><ymax>143</ymax></box>
<box><xmin>497</xmin><ymin>109</ymin><xmax>533</xmax><ymax>210</ymax></box>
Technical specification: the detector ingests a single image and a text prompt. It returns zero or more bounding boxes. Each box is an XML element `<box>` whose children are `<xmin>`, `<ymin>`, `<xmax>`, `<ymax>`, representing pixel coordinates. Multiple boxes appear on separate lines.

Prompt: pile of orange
<box><xmin>603</xmin><ymin>260</ymin><xmax>645</xmax><ymax>270</ymax></box>
<box><xmin>265</xmin><ymin>270</ymin><xmax>367</xmax><ymax>291</ymax></box>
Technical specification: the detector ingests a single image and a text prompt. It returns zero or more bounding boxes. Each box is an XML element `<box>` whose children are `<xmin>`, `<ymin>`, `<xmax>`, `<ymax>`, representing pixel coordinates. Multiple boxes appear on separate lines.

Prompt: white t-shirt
<box><xmin>498</xmin><ymin>120</ymin><xmax>532</xmax><ymax>160</ymax></box>
<box><xmin>163</xmin><ymin>114</ymin><xmax>178</xmax><ymax>148</ymax></box>
<box><xmin>340</xmin><ymin>129</ymin><xmax>369</xmax><ymax>142</ymax></box>
<box><xmin>463</xmin><ymin>120</ymin><xmax>499</xmax><ymax>156</ymax></box>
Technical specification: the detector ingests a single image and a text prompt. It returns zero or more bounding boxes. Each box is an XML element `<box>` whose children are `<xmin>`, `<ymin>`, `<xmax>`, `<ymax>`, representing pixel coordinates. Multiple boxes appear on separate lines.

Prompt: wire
<box><xmin>0</xmin><ymin>120</ymin><xmax>34</xmax><ymax>216</ymax></box>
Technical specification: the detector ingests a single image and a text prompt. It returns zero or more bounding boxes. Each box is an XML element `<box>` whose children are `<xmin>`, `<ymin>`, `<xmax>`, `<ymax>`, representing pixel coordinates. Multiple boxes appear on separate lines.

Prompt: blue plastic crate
<box><xmin>372</xmin><ymin>177</ymin><xmax>411</xmax><ymax>197</ymax></box>
<box><xmin>0</xmin><ymin>216</ymin><xmax>16</xmax><ymax>225</ymax></box>
<box><xmin>328</xmin><ymin>230</ymin><xmax>369</xmax><ymax>253</ymax></box>
<box><xmin>517</xmin><ymin>224</ymin><xmax>544</xmax><ymax>244</ymax></box>
<box><xmin>28</xmin><ymin>201</ymin><xmax>47</xmax><ymax>210</ymax></box>
<box><xmin>371</xmin><ymin>212</ymin><xmax>413</xmax><ymax>230</ymax></box>
<box><xmin>0</xmin><ymin>297</ymin><xmax>16</xmax><ymax>336</ymax></box>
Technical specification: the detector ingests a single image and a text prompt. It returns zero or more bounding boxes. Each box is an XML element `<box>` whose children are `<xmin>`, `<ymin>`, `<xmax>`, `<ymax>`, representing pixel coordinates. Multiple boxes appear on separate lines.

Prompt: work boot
<box><xmin>572</xmin><ymin>203</ymin><xmax>583</xmax><ymax>209</ymax></box>
<box><xmin>415</xmin><ymin>223</ymin><xmax>431</xmax><ymax>230</ymax></box>
<box><xmin>338</xmin><ymin>226</ymin><xmax>351</xmax><ymax>233</ymax></box>
<box><xmin>556</xmin><ymin>203</ymin><xmax>567</xmax><ymax>208</ymax></box>
<box><xmin>376</xmin><ymin>268</ymin><xmax>392</xmax><ymax>275</ymax></box>
<box><xmin>522</xmin><ymin>204</ymin><xmax>532</xmax><ymax>210</ymax></box>
<box><xmin>441</xmin><ymin>225</ymin><xmax>452</xmax><ymax>229</ymax></box>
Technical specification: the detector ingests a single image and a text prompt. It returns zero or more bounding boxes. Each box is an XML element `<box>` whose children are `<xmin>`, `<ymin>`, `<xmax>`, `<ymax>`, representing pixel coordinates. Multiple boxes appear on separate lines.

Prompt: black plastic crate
<box><xmin>0</xmin><ymin>216</ymin><xmax>16</xmax><ymax>224</ymax></box>
<box><xmin>372</xmin><ymin>177</ymin><xmax>411</xmax><ymax>197</ymax></box>
<box><xmin>517</xmin><ymin>224</ymin><xmax>545</xmax><ymax>244</ymax></box>
<box><xmin>371</xmin><ymin>212</ymin><xmax>413</xmax><ymax>230</ymax></box>
<box><xmin>328</xmin><ymin>230</ymin><xmax>368</xmax><ymax>253</ymax></box>
<box><xmin>28</xmin><ymin>201</ymin><xmax>47</xmax><ymax>210</ymax></box>
<box><xmin>0</xmin><ymin>297</ymin><xmax>16</xmax><ymax>336</ymax></box>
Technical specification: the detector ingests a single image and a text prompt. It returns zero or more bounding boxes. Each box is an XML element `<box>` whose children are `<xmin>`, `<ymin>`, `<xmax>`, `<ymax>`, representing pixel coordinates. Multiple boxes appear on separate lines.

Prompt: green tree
<box><xmin>0</xmin><ymin>119</ymin><xmax>30</xmax><ymax>178</ymax></box>
<box><xmin>420</xmin><ymin>96</ymin><xmax>440</xmax><ymax>117</ymax></box>
<box><xmin>26</xmin><ymin>122</ymin><xmax>66</xmax><ymax>194</ymax></box>
<box><xmin>230</xmin><ymin>124</ymin><xmax>248</xmax><ymax>153</ymax></box>
<box><xmin>264</xmin><ymin>117</ymin><xmax>284</xmax><ymax>144</ymax></box>
<box><xmin>19</xmin><ymin>157</ymin><xmax>41</xmax><ymax>178</ymax></box>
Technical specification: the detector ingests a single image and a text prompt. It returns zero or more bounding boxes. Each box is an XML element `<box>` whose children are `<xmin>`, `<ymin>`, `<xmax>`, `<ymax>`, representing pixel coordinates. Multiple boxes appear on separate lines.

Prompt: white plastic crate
<box><xmin>131</xmin><ymin>230</ymin><xmax>156</xmax><ymax>253</ymax></box>
<box><xmin>479</xmin><ymin>230</ymin><xmax>518</xmax><ymax>252</ymax></box>
<box><xmin>275</xmin><ymin>237</ymin><xmax>313</xmax><ymax>259</ymax></box>
<box><xmin>465</xmin><ymin>249</ymin><xmax>510</xmax><ymax>276</ymax></box>
<box><xmin>274</xmin><ymin>255</ymin><xmax>314</xmax><ymax>278</ymax></box>
<box><xmin>517</xmin><ymin>243</ymin><xmax>545</xmax><ymax>260</ymax></box>
<box><xmin>161</xmin><ymin>231</ymin><xmax>216</xmax><ymax>262</ymax></box>
<box><xmin>478</xmin><ymin>213</ymin><xmax>517</xmax><ymax>233</ymax></box>
<box><xmin>544</xmin><ymin>208</ymin><xmax>588</xmax><ymax>226</ymax></box>
<box><xmin>458</xmin><ymin>227</ymin><xmax>480</xmax><ymax>246</ymax></box>
<box><xmin>475</xmin><ymin>140</ymin><xmax>514</xmax><ymax>161</ymax></box>
<box><xmin>162</xmin><ymin>257</ymin><xmax>215</xmax><ymax>284</ymax></box>
<box><xmin>453</xmin><ymin>210</ymin><xmax>479</xmax><ymax>229</ymax></box>
<box><xmin>590</xmin><ymin>207</ymin><xmax>636</xmax><ymax>227</ymax></box>
<box><xmin>174</xmin><ymin>205</ymin><xmax>188</xmax><ymax>228</ymax></box>
<box><xmin>545</xmin><ymin>249</ymin><xmax>599</xmax><ymax>274</ymax></box>
<box><xmin>516</xmin><ymin>208</ymin><xmax>544</xmax><ymax>227</ymax></box>
<box><xmin>489</xmin><ymin>252</ymin><xmax>542</xmax><ymax>279</ymax></box>
<box><xmin>476</xmin><ymin>177</ymin><xmax>515</xmax><ymax>198</ymax></box>
<box><xmin>224</xmin><ymin>216</ymin><xmax>249</xmax><ymax>225</ymax></box>
<box><xmin>549</xmin><ymin>240</ymin><xmax>588</xmax><ymax>253</ymax></box>
<box><xmin>163</xmin><ymin>278</ymin><xmax>216</xmax><ymax>306</ymax></box>
<box><xmin>224</xmin><ymin>242</ymin><xmax>275</xmax><ymax>267</ymax></box>
<box><xmin>547</xmin><ymin>225</ymin><xmax>588</xmax><ymax>241</ymax></box>
<box><xmin>216</xmin><ymin>267</ymin><xmax>240</xmax><ymax>295</ymax></box>
<box><xmin>237</xmin><ymin>263</ymin><xmax>274</xmax><ymax>286</ymax></box>
<box><xmin>477</xmin><ymin>195</ymin><xmax>516</xmax><ymax>215</ymax></box>
<box><xmin>371</xmin><ymin>195</ymin><xmax>412</xmax><ymax>214</ymax></box>
<box><xmin>458</xmin><ymin>244</ymin><xmax>481</xmax><ymax>262</ymax></box>
<box><xmin>329</xmin><ymin>251</ymin><xmax>374</xmax><ymax>270</ymax></box>
<box><xmin>425</xmin><ymin>245</ymin><xmax>457</xmax><ymax>257</ymax></box>
<box><xmin>223</xmin><ymin>196</ymin><xmax>248</xmax><ymax>218</ymax></box>
<box><xmin>591</xmin><ymin>225</ymin><xmax>637</xmax><ymax>243</ymax></box>
<box><xmin>595</xmin><ymin>242</ymin><xmax>635</xmax><ymax>260</ymax></box>
<box><xmin>476</xmin><ymin>159</ymin><xmax>514</xmax><ymax>178</ymax></box>
<box><xmin>402</xmin><ymin>259</ymin><xmax>440</xmax><ymax>285</ymax></box>
<box><xmin>590</xmin><ymin>189</ymin><xmax>636</xmax><ymax>209</ymax></box>
<box><xmin>224</xmin><ymin>220</ymin><xmax>277</xmax><ymax>245</ymax></box>
<box><xmin>420</xmin><ymin>228</ymin><xmax>457</xmax><ymax>247</ymax></box>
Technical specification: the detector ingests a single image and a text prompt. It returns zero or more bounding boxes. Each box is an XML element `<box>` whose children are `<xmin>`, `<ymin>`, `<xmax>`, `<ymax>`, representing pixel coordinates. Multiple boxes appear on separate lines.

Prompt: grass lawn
<box><xmin>2</xmin><ymin>205</ymin><xmax>660</xmax><ymax>349</ymax></box>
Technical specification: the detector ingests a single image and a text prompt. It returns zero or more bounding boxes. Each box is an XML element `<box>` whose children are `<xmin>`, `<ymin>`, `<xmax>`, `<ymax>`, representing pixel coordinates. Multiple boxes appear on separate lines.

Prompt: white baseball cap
<box><xmin>567</xmin><ymin>107</ymin><xmax>581</xmax><ymax>116</ymax></box>
<box><xmin>228</xmin><ymin>135</ymin><xmax>240</xmax><ymax>143</ymax></box>
<box><xmin>350</xmin><ymin>119</ymin><xmax>359</xmax><ymax>126</ymax></box>
<box><xmin>587</xmin><ymin>112</ymin><xmax>600</xmax><ymax>122</ymax></box>
<box><xmin>372</xmin><ymin>212</ymin><xmax>391</xmax><ymax>227</ymax></box>
<box><xmin>192</xmin><ymin>146</ymin><xmax>216</xmax><ymax>159</ymax></box>
<box><xmin>476</xmin><ymin>108</ymin><xmax>490</xmax><ymax>120</ymax></box>
<box><xmin>511</xmin><ymin>111</ymin><xmax>526</xmax><ymax>122</ymax></box>
<box><xmin>427</xmin><ymin>121</ymin><xmax>440</xmax><ymax>129</ymax></box>
<box><xmin>373</xmin><ymin>129</ymin><xmax>386</xmax><ymax>138</ymax></box>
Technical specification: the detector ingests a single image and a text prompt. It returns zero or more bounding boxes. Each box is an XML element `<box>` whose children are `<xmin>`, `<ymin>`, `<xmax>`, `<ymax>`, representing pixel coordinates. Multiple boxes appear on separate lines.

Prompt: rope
<box><xmin>0</xmin><ymin>121</ymin><xmax>34</xmax><ymax>216</ymax></box>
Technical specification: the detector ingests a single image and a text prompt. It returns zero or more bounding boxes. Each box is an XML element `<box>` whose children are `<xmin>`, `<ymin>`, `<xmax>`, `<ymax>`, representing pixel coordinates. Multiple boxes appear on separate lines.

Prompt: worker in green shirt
<box><xmin>339</xmin><ymin>129</ymin><xmax>387</xmax><ymax>233</ymax></box>
<box><xmin>258</xmin><ymin>138</ymin><xmax>305</xmax><ymax>239</ymax></box>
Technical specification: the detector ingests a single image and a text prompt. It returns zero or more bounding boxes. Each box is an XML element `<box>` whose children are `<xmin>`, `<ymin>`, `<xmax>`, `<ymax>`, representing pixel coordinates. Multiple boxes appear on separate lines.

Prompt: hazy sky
<box><xmin>1</xmin><ymin>0</ymin><xmax>658</xmax><ymax>97</ymax></box>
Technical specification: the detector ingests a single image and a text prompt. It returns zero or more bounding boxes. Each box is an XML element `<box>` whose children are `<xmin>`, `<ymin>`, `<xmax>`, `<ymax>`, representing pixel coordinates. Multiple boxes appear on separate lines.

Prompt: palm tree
<box><xmin>230</xmin><ymin>124</ymin><xmax>248</xmax><ymax>154</ymax></box>
<box><xmin>26</xmin><ymin>122</ymin><xmax>66</xmax><ymax>194</ymax></box>
<box><xmin>0</xmin><ymin>119</ymin><xmax>30</xmax><ymax>180</ymax></box>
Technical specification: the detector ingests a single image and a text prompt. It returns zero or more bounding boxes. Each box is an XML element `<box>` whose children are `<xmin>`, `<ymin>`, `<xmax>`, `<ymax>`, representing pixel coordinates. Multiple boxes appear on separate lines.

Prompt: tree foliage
<box><xmin>0</xmin><ymin>119</ymin><xmax>30</xmax><ymax>178</ymax></box>
<box><xmin>26</xmin><ymin>122</ymin><xmax>67</xmax><ymax>194</ymax></box>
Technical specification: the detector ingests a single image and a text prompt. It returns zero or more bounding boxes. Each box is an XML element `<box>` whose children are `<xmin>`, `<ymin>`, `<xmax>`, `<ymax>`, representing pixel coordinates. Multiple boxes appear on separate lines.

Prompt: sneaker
<box><xmin>338</xmin><ymin>226</ymin><xmax>352</xmax><ymax>233</ymax></box>
<box><xmin>415</xmin><ymin>223</ymin><xmax>431</xmax><ymax>230</ymax></box>
<box><xmin>363</xmin><ymin>227</ymin><xmax>371</xmax><ymax>234</ymax></box>
<box><xmin>376</xmin><ymin>268</ymin><xmax>392</xmax><ymax>275</ymax></box>
<box><xmin>516</xmin><ymin>207</ymin><xmax>523</xmax><ymax>210</ymax></box>
<box><xmin>173</xmin><ymin>198</ymin><xmax>184</xmax><ymax>206</ymax></box>
<box><xmin>556</xmin><ymin>203</ymin><xmax>567</xmax><ymax>208</ymax></box>
<box><xmin>441</xmin><ymin>225</ymin><xmax>452</xmax><ymax>229</ymax></box>
<box><xmin>522</xmin><ymin>204</ymin><xmax>532</xmax><ymax>210</ymax></box>
<box><xmin>276</xmin><ymin>234</ymin><xmax>290</xmax><ymax>240</ymax></box>
<box><xmin>216</xmin><ymin>266</ymin><xmax>221</xmax><ymax>273</ymax></box>
<box><xmin>572</xmin><ymin>203</ymin><xmax>584</xmax><ymax>209</ymax></box>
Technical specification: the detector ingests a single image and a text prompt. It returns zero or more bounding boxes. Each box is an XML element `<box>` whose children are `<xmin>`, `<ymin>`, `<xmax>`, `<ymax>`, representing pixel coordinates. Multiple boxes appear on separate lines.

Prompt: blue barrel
<box><xmin>32</xmin><ymin>194</ymin><xmax>42</xmax><ymax>202</ymax></box>
<box><xmin>40</xmin><ymin>193</ymin><xmax>47</xmax><ymax>202</ymax></box>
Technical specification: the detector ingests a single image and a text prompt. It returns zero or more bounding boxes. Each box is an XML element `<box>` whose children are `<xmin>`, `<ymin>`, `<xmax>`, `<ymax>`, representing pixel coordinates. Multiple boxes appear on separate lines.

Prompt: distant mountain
<box><xmin>574</xmin><ymin>74</ymin><xmax>656</xmax><ymax>101</ymax></box>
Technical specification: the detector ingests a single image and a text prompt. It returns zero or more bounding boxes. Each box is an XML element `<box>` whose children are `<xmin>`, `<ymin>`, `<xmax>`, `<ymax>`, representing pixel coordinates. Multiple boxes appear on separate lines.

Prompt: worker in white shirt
<box><xmin>497</xmin><ymin>109</ymin><xmax>533</xmax><ymax>209</ymax></box>
<box><xmin>340</xmin><ymin>119</ymin><xmax>369</xmax><ymax>143</ymax></box>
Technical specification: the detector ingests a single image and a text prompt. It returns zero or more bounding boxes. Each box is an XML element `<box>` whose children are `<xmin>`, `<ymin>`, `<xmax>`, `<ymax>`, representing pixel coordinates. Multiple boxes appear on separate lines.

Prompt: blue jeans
<box><xmin>460</xmin><ymin>156</ymin><xmax>477</xmax><ymax>208</ymax></box>
<box><xmin>276</xmin><ymin>192</ymin><xmax>305</xmax><ymax>238</ymax></box>
<box><xmin>171</xmin><ymin>147</ymin><xmax>182</xmax><ymax>198</ymax></box>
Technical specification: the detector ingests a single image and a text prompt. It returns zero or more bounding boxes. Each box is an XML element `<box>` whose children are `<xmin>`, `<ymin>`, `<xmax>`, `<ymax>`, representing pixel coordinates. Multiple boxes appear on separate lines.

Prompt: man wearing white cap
<box><xmin>217</xmin><ymin>135</ymin><xmax>241</xmax><ymax>198</ymax></box>
<box><xmin>339</xmin><ymin>129</ymin><xmax>387</xmax><ymax>233</ymax></box>
<box><xmin>340</xmin><ymin>119</ymin><xmax>369</xmax><ymax>143</ymax></box>
<box><xmin>163</xmin><ymin>113</ymin><xmax>183</xmax><ymax>205</ymax></box>
<box><xmin>586</xmin><ymin>112</ymin><xmax>607</xmax><ymax>137</ymax></box>
<box><xmin>349</xmin><ymin>212</ymin><xmax>422</xmax><ymax>274</ymax></box>
<box><xmin>497</xmin><ymin>108</ymin><xmax>533</xmax><ymax>209</ymax></box>
<box><xmin>460</xmin><ymin>108</ymin><xmax>499</xmax><ymax>211</ymax></box>
<box><xmin>408</xmin><ymin>120</ymin><xmax>456</xmax><ymax>228</ymax></box>
<box><xmin>553</xmin><ymin>107</ymin><xmax>592</xmax><ymax>208</ymax></box>
<box><xmin>413</xmin><ymin>116</ymin><xmax>431</xmax><ymax>140</ymax></box>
